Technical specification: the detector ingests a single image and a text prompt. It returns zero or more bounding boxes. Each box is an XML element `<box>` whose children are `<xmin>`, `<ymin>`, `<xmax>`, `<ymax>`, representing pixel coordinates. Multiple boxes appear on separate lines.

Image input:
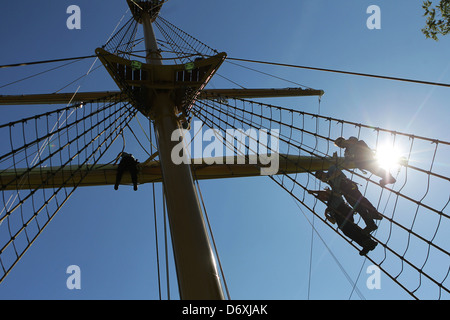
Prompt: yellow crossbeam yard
<box><xmin>0</xmin><ymin>155</ymin><xmax>348</xmax><ymax>190</ymax></box>
<box><xmin>0</xmin><ymin>88</ymin><xmax>324</xmax><ymax>106</ymax></box>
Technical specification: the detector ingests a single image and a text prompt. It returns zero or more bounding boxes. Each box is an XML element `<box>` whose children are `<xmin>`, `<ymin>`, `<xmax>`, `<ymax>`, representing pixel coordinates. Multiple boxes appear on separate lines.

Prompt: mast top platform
<box><xmin>127</xmin><ymin>0</ymin><xmax>164</xmax><ymax>23</ymax></box>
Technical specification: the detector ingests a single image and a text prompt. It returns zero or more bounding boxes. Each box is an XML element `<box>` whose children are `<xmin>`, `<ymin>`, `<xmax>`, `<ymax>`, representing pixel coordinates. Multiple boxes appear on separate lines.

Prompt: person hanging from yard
<box><xmin>308</xmin><ymin>188</ymin><xmax>378</xmax><ymax>256</ymax></box>
<box><xmin>334</xmin><ymin>136</ymin><xmax>396</xmax><ymax>186</ymax></box>
<box><xmin>314</xmin><ymin>164</ymin><xmax>382</xmax><ymax>234</ymax></box>
<box><xmin>114</xmin><ymin>152</ymin><xmax>139</xmax><ymax>191</ymax></box>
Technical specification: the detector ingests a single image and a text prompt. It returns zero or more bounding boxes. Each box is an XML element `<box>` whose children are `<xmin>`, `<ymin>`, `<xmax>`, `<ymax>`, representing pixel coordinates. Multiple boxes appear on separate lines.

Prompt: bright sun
<box><xmin>375</xmin><ymin>144</ymin><xmax>404</xmax><ymax>171</ymax></box>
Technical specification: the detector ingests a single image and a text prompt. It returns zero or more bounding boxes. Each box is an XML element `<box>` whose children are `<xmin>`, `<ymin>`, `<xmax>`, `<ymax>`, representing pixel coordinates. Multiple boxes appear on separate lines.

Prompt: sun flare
<box><xmin>375</xmin><ymin>144</ymin><xmax>404</xmax><ymax>171</ymax></box>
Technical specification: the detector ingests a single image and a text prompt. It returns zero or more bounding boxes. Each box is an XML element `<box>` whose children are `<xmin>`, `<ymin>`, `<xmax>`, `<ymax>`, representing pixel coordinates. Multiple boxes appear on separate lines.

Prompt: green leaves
<box><xmin>422</xmin><ymin>0</ymin><xmax>450</xmax><ymax>41</ymax></box>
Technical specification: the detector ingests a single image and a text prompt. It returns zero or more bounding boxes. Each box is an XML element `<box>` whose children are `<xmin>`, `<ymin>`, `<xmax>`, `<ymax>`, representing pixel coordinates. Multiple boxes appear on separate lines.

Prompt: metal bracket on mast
<box><xmin>95</xmin><ymin>47</ymin><xmax>227</xmax><ymax>119</ymax></box>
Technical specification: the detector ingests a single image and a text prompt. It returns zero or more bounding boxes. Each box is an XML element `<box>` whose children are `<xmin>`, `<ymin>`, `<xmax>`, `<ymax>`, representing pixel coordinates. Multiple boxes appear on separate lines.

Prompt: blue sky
<box><xmin>0</xmin><ymin>0</ymin><xmax>449</xmax><ymax>300</ymax></box>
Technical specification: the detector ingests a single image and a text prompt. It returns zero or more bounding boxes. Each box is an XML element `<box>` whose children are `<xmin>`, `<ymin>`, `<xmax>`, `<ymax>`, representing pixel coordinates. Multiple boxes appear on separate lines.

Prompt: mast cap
<box><xmin>127</xmin><ymin>0</ymin><xmax>164</xmax><ymax>23</ymax></box>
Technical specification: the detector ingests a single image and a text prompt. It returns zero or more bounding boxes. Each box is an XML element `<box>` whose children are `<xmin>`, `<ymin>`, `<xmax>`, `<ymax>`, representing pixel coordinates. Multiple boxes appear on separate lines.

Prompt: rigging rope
<box><xmin>154</xmin><ymin>16</ymin><xmax>219</xmax><ymax>64</ymax></box>
<box><xmin>2</xmin><ymin>8</ymin><xmax>449</xmax><ymax>300</ymax></box>
<box><xmin>289</xmin><ymin>194</ymin><xmax>366</xmax><ymax>300</ymax></box>
<box><xmin>103</xmin><ymin>17</ymin><xmax>139</xmax><ymax>59</ymax></box>
<box><xmin>4</xmin><ymin>52</ymin><xmax>450</xmax><ymax>89</ymax></box>
<box><xmin>0</xmin><ymin>94</ymin><xmax>136</xmax><ymax>283</ymax></box>
<box><xmin>190</xmin><ymin>95</ymin><xmax>450</xmax><ymax>300</ymax></box>
<box><xmin>150</xmin><ymin>15</ymin><xmax>450</xmax><ymax>299</ymax></box>
<box><xmin>223</xmin><ymin>57</ymin><xmax>450</xmax><ymax>89</ymax></box>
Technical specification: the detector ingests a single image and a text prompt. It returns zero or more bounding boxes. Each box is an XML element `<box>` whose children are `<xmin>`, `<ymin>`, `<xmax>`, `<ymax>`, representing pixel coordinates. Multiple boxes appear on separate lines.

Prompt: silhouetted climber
<box><xmin>315</xmin><ymin>165</ymin><xmax>382</xmax><ymax>234</ymax></box>
<box><xmin>334</xmin><ymin>136</ymin><xmax>396</xmax><ymax>186</ymax></box>
<box><xmin>308</xmin><ymin>188</ymin><xmax>378</xmax><ymax>256</ymax></box>
<box><xmin>114</xmin><ymin>152</ymin><xmax>139</xmax><ymax>191</ymax></box>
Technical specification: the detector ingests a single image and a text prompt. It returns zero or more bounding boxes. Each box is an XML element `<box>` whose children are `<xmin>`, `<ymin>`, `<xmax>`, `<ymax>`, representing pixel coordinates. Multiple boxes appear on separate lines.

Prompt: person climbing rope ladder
<box><xmin>315</xmin><ymin>165</ymin><xmax>382</xmax><ymax>234</ymax></box>
<box><xmin>334</xmin><ymin>136</ymin><xmax>396</xmax><ymax>186</ymax></box>
<box><xmin>114</xmin><ymin>152</ymin><xmax>139</xmax><ymax>191</ymax></box>
<box><xmin>308</xmin><ymin>188</ymin><xmax>378</xmax><ymax>256</ymax></box>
